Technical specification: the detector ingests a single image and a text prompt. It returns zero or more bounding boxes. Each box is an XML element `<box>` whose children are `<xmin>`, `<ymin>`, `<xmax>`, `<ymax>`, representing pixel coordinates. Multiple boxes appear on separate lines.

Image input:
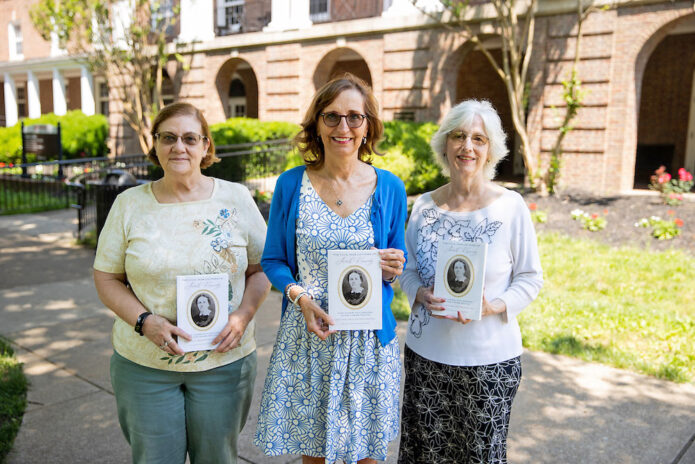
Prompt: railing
<box><xmin>0</xmin><ymin>138</ymin><xmax>292</xmax><ymax>239</ymax></box>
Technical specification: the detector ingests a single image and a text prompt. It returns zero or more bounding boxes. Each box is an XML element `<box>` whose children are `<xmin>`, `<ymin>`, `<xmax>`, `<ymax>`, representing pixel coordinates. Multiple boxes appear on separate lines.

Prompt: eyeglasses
<box><xmin>448</xmin><ymin>130</ymin><xmax>489</xmax><ymax>147</ymax></box>
<box><xmin>319</xmin><ymin>112</ymin><xmax>367</xmax><ymax>128</ymax></box>
<box><xmin>155</xmin><ymin>131</ymin><xmax>208</xmax><ymax>146</ymax></box>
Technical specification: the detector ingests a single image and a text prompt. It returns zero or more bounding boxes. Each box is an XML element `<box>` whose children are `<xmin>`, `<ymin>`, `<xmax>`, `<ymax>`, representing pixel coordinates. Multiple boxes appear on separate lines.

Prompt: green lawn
<box><xmin>0</xmin><ymin>338</ymin><xmax>28</xmax><ymax>462</ymax></box>
<box><xmin>0</xmin><ymin>188</ymin><xmax>70</xmax><ymax>215</ymax></box>
<box><xmin>392</xmin><ymin>231</ymin><xmax>695</xmax><ymax>383</ymax></box>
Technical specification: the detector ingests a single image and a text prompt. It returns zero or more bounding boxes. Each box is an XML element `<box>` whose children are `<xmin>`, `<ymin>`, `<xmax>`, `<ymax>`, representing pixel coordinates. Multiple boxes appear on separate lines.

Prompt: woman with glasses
<box><xmin>398</xmin><ymin>100</ymin><xmax>543</xmax><ymax>463</ymax></box>
<box><xmin>254</xmin><ymin>74</ymin><xmax>407</xmax><ymax>464</ymax></box>
<box><xmin>93</xmin><ymin>102</ymin><xmax>270</xmax><ymax>463</ymax></box>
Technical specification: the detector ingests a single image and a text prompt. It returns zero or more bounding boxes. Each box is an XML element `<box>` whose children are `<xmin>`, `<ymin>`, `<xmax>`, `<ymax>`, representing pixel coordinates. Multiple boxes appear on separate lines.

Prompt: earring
<box><xmin>362</xmin><ymin>137</ymin><xmax>367</xmax><ymax>145</ymax></box>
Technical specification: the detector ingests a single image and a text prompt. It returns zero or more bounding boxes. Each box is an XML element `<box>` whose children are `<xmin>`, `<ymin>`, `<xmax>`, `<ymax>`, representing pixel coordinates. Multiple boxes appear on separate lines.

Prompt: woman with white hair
<box><xmin>397</xmin><ymin>99</ymin><xmax>543</xmax><ymax>463</ymax></box>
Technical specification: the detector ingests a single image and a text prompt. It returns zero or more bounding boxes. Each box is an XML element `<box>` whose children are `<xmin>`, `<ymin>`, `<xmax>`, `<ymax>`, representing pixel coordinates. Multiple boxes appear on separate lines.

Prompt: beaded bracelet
<box><xmin>291</xmin><ymin>290</ymin><xmax>311</xmax><ymax>306</ymax></box>
<box><xmin>285</xmin><ymin>283</ymin><xmax>300</xmax><ymax>301</ymax></box>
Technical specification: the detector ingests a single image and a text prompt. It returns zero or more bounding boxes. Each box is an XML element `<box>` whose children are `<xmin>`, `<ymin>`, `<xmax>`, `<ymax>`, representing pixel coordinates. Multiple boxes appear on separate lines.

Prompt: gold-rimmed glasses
<box><xmin>447</xmin><ymin>130</ymin><xmax>489</xmax><ymax>147</ymax></box>
<box><xmin>155</xmin><ymin>131</ymin><xmax>208</xmax><ymax>146</ymax></box>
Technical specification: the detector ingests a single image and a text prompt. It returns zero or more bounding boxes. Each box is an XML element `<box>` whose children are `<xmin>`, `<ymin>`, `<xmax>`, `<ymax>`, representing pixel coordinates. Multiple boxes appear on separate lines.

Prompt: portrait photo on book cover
<box><xmin>444</xmin><ymin>256</ymin><xmax>473</xmax><ymax>296</ymax></box>
<box><xmin>339</xmin><ymin>267</ymin><xmax>371</xmax><ymax>309</ymax></box>
<box><xmin>189</xmin><ymin>291</ymin><xmax>218</xmax><ymax>329</ymax></box>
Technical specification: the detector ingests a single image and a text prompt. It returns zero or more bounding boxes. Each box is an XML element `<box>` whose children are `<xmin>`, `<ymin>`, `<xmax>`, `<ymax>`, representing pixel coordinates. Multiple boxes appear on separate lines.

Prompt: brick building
<box><xmin>1</xmin><ymin>0</ymin><xmax>694</xmax><ymax>193</ymax></box>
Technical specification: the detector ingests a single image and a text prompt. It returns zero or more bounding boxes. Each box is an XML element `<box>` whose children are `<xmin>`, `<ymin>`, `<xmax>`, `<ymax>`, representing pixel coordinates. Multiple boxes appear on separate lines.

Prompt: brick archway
<box><xmin>634</xmin><ymin>13</ymin><xmax>695</xmax><ymax>187</ymax></box>
<box><xmin>312</xmin><ymin>48</ymin><xmax>373</xmax><ymax>91</ymax></box>
<box><xmin>455</xmin><ymin>47</ymin><xmax>520</xmax><ymax>181</ymax></box>
<box><xmin>215</xmin><ymin>58</ymin><xmax>259</xmax><ymax>119</ymax></box>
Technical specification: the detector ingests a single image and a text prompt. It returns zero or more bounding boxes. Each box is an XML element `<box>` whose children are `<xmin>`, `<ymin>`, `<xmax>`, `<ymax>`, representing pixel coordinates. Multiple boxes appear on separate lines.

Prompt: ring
<box><xmin>160</xmin><ymin>340</ymin><xmax>169</xmax><ymax>349</ymax></box>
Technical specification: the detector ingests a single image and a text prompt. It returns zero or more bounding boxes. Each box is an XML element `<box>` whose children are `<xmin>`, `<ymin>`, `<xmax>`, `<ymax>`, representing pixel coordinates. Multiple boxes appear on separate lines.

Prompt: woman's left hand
<box><xmin>213</xmin><ymin>309</ymin><xmax>252</xmax><ymax>353</ymax></box>
<box><xmin>377</xmin><ymin>248</ymin><xmax>405</xmax><ymax>282</ymax></box>
<box><xmin>481</xmin><ymin>296</ymin><xmax>506</xmax><ymax>318</ymax></box>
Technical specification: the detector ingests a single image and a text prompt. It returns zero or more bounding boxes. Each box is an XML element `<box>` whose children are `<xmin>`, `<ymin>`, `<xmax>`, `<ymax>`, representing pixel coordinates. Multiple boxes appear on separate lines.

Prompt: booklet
<box><xmin>327</xmin><ymin>249</ymin><xmax>382</xmax><ymax>330</ymax></box>
<box><xmin>176</xmin><ymin>273</ymin><xmax>229</xmax><ymax>352</ymax></box>
<box><xmin>433</xmin><ymin>240</ymin><xmax>488</xmax><ymax>320</ymax></box>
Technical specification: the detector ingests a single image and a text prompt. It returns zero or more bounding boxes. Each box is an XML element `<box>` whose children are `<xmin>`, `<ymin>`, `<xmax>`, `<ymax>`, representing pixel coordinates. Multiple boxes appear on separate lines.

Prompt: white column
<box><xmin>265</xmin><ymin>0</ymin><xmax>311</xmax><ymax>31</ymax></box>
<box><xmin>80</xmin><ymin>66</ymin><xmax>95</xmax><ymax>116</ymax></box>
<box><xmin>27</xmin><ymin>70</ymin><xmax>41</xmax><ymax>118</ymax></box>
<box><xmin>180</xmin><ymin>0</ymin><xmax>214</xmax><ymax>41</ymax></box>
<box><xmin>291</xmin><ymin>0</ymin><xmax>312</xmax><ymax>28</ymax></box>
<box><xmin>52</xmin><ymin>69</ymin><xmax>67</xmax><ymax>116</ymax></box>
<box><xmin>3</xmin><ymin>74</ymin><xmax>18</xmax><ymax>127</ymax></box>
<box><xmin>685</xmin><ymin>68</ymin><xmax>695</xmax><ymax>174</ymax></box>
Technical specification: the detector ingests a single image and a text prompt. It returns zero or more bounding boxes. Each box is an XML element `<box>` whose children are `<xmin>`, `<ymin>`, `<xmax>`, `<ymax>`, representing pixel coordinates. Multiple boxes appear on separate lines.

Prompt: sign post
<box><xmin>21</xmin><ymin>123</ymin><xmax>63</xmax><ymax>178</ymax></box>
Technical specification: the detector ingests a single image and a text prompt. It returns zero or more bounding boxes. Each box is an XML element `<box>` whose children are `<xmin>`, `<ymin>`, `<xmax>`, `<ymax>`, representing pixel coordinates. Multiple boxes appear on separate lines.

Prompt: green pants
<box><xmin>110</xmin><ymin>350</ymin><xmax>257</xmax><ymax>464</ymax></box>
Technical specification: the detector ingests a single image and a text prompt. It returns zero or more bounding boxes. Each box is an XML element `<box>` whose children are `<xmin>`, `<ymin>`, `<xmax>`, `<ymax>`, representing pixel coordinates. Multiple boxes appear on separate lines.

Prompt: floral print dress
<box><xmin>254</xmin><ymin>172</ymin><xmax>401</xmax><ymax>463</ymax></box>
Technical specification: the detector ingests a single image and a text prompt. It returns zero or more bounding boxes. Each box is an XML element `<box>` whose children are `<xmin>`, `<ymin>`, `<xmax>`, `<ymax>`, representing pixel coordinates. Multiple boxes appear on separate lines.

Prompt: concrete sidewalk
<box><xmin>1</xmin><ymin>208</ymin><xmax>694</xmax><ymax>463</ymax></box>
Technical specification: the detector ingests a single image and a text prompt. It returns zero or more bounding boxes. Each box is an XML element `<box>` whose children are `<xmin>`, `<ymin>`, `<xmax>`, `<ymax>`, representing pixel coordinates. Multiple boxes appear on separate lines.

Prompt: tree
<box><xmin>416</xmin><ymin>0</ymin><xmax>540</xmax><ymax>188</ymax></box>
<box><xmin>31</xmin><ymin>0</ymin><xmax>191</xmax><ymax>154</ymax></box>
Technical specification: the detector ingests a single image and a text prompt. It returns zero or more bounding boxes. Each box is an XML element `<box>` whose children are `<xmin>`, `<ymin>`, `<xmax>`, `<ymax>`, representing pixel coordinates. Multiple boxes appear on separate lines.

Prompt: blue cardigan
<box><xmin>261</xmin><ymin>165</ymin><xmax>407</xmax><ymax>346</ymax></box>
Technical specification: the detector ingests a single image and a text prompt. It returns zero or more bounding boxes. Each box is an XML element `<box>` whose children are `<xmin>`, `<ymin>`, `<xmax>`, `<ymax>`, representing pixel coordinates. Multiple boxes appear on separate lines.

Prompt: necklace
<box><xmin>325</xmin><ymin>179</ymin><xmax>344</xmax><ymax>206</ymax></box>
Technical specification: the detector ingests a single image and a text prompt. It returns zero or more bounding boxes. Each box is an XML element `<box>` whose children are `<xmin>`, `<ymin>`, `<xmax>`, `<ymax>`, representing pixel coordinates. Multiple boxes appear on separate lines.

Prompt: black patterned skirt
<box><xmin>398</xmin><ymin>345</ymin><xmax>521</xmax><ymax>464</ymax></box>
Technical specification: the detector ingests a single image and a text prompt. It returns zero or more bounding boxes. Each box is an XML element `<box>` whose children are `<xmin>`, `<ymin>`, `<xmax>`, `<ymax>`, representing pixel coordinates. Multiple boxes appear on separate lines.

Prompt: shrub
<box><xmin>378</xmin><ymin>121</ymin><xmax>445</xmax><ymax>194</ymax></box>
<box><xmin>0</xmin><ymin>111</ymin><xmax>109</xmax><ymax>165</ymax></box>
<box><xmin>206</xmin><ymin>118</ymin><xmax>300</xmax><ymax>180</ymax></box>
<box><xmin>210</xmin><ymin>118</ymin><xmax>299</xmax><ymax>146</ymax></box>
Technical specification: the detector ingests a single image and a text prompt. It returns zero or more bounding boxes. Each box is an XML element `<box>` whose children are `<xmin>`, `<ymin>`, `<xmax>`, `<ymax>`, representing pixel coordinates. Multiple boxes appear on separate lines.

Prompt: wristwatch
<box><xmin>134</xmin><ymin>312</ymin><xmax>152</xmax><ymax>336</ymax></box>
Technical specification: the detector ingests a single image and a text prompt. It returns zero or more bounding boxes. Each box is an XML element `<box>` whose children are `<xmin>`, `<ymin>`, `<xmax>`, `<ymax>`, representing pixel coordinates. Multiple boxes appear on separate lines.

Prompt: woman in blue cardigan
<box><xmin>254</xmin><ymin>74</ymin><xmax>407</xmax><ymax>464</ymax></box>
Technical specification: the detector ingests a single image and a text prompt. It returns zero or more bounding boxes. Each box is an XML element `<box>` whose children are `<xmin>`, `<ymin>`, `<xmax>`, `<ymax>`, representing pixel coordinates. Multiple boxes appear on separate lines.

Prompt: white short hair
<box><xmin>430</xmin><ymin>99</ymin><xmax>509</xmax><ymax>180</ymax></box>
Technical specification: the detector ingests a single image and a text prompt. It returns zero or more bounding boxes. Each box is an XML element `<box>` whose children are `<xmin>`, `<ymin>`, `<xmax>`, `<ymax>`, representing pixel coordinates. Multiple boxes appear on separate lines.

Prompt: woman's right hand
<box><xmin>297</xmin><ymin>295</ymin><xmax>336</xmax><ymax>341</ymax></box>
<box><xmin>416</xmin><ymin>286</ymin><xmax>446</xmax><ymax>313</ymax></box>
<box><xmin>142</xmin><ymin>314</ymin><xmax>192</xmax><ymax>356</ymax></box>
<box><xmin>418</xmin><ymin>286</ymin><xmax>472</xmax><ymax>325</ymax></box>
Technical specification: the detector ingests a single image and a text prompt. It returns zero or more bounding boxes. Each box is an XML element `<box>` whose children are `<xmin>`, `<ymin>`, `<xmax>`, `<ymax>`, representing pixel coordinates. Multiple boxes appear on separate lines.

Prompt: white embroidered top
<box><xmin>94</xmin><ymin>179</ymin><xmax>266</xmax><ymax>371</ymax></box>
<box><xmin>399</xmin><ymin>189</ymin><xmax>543</xmax><ymax>366</ymax></box>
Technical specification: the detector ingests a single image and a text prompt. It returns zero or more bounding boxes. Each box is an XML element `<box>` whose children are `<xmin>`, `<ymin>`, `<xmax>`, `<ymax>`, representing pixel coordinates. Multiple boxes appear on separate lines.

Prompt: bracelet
<box><xmin>385</xmin><ymin>275</ymin><xmax>397</xmax><ymax>284</ymax></box>
<box><xmin>285</xmin><ymin>283</ymin><xmax>300</xmax><ymax>301</ymax></box>
<box><xmin>291</xmin><ymin>290</ymin><xmax>311</xmax><ymax>307</ymax></box>
<box><xmin>134</xmin><ymin>311</ymin><xmax>152</xmax><ymax>336</ymax></box>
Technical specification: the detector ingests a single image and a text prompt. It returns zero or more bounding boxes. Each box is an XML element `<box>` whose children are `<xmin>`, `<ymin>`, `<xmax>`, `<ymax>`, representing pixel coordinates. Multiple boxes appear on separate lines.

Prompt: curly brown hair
<box><xmin>294</xmin><ymin>73</ymin><xmax>383</xmax><ymax>167</ymax></box>
<box><xmin>147</xmin><ymin>102</ymin><xmax>219</xmax><ymax>169</ymax></box>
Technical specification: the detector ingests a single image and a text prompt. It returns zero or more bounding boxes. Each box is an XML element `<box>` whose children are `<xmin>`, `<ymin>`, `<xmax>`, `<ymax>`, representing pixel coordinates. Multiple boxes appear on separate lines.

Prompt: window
<box><xmin>310</xmin><ymin>0</ymin><xmax>330</xmax><ymax>22</ymax></box>
<box><xmin>394</xmin><ymin>111</ymin><xmax>415</xmax><ymax>121</ymax></box>
<box><xmin>162</xmin><ymin>73</ymin><xmax>175</xmax><ymax>106</ymax></box>
<box><xmin>151</xmin><ymin>0</ymin><xmax>176</xmax><ymax>35</ymax></box>
<box><xmin>9</xmin><ymin>23</ymin><xmax>23</xmax><ymax>60</ymax></box>
<box><xmin>16</xmin><ymin>85</ymin><xmax>27</xmax><ymax>119</ymax></box>
<box><xmin>216</xmin><ymin>0</ymin><xmax>244</xmax><ymax>35</ymax></box>
<box><xmin>228</xmin><ymin>76</ymin><xmax>246</xmax><ymax>117</ymax></box>
<box><xmin>14</xmin><ymin>24</ymin><xmax>22</xmax><ymax>56</ymax></box>
<box><xmin>97</xmin><ymin>81</ymin><xmax>109</xmax><ymax>116</ymax></box>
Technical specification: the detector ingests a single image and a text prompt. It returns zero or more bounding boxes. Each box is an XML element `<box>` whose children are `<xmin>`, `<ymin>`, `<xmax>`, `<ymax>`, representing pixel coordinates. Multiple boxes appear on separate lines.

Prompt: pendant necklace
<box><xmin>327</xmin><ymin>180</ymin><xmax>344</xmax><ymax>206</ymax></box>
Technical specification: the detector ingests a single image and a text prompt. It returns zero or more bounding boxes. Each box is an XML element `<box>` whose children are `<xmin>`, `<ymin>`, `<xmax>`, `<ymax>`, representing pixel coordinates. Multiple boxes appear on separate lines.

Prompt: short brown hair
<box><xmin>148</xmin><ymin>102</ymin><xmax>219</xmax><ymax>169</ymax></box>
<box><xmin>295</xmin><ymin>73</ymin><xmax>384</xmax><ymax>167</ymax></box>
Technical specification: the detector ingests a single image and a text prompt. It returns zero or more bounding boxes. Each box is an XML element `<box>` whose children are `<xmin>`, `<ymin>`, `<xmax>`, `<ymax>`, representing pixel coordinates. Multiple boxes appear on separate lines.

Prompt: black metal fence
<box><xmin>0</xmin><ymin>138</ymin><xmax>292</xmax><ymax>239</ymax></box>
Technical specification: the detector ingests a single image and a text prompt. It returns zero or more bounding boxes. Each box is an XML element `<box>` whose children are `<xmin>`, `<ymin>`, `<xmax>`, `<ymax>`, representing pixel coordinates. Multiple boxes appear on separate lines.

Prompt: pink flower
<box><xmin>678</xmin><ymin>168</ymin><xmax>692</xmax><ymax>181</ymax></box>
<box><xmin>591</xmin><ymin>213</ymin><xmax>598</xmax><ymax>219</ymax></box>
<box><xmin>659</xmin><ymin>173</ymin><xmax>672</xmax><ymax>183</ymax></box>
<box><xmin>667</xmin><ymin>210</ymin><xmax>675</xmax><ymax>216</ymax></box>
<box><xmin>669</xmin><ymin>193</ymin><xmax>678</xmax><ymax>199</ymax></box>
<box><xmin>528</xmin><ymin>203</ymin><xmax>537</xmax><ymax>211</ymax></box>
<box><xmin>603</xmin><ymin>209</ymin><xmax>609</xmax><ymax>215</ymax></box>
<box><xmin>675</xmin><ymin>218</ymin><xmax>684</xmax><ymax>227</ymax></box>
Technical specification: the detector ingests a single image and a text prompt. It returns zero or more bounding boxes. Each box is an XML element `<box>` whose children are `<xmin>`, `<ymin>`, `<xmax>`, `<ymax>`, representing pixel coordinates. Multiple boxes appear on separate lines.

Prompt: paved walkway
<box><xmin>1</xmin><ymin>209</ymin><xmax>694</xmax><ymax>463</ymax></box>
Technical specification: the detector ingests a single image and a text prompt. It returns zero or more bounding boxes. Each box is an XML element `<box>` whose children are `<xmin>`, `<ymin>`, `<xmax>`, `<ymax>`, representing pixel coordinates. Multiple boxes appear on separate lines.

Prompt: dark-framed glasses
<box><xmin>320</xmin><ymin>112</ymin><xmax>367</xmax><ymax>128</ymax></box>
<box><xmin>448</xmin><ymin>130</ymin><xmax>489</xmax><ymax>147</ymax></box>
<box><xmin>155</xmin><ymin>131</ymin><xmax>208</xmax><ymax>146</ymax></box>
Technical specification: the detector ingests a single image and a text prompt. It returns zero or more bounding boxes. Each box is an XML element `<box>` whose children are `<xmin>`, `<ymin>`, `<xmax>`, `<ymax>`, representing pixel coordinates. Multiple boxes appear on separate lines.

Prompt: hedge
<box><xmin>0</xmin><ymin>111</ymin><xmax>109</xmax><ymax>165</ymax></box>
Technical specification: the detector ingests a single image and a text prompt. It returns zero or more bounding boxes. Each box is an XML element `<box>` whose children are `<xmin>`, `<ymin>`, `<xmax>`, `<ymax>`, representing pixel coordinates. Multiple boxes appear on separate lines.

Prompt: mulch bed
<box><xmin>522</xmin><ymin>189</ymin><xmax>695</xmax><ymax>255</ymax></box>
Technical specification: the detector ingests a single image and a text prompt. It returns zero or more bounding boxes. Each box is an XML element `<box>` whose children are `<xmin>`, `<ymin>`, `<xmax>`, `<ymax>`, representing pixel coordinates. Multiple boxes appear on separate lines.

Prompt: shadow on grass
<box><xmin>539</xmin><ymin>334</ymin><xmax>688</xmax><ymax>383</ymax></box>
